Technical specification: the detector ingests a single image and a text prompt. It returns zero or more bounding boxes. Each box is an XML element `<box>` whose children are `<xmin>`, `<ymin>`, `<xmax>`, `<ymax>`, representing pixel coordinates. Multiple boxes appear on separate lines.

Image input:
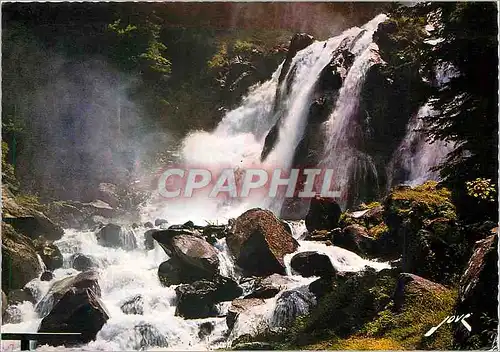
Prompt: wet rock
<box><xmin>40</xmin><ymin>271</ymin><xmax>54</xmax><ymax>281</ymax></box>
<box><xmin>333</xmin><ymin>224</ymin><xmax>375</xmax><ymax>257</ymax></box>
<box><xmin>144</xmin><ymin>221</ymin><xmax>154</xmax><ymax>228</ymax></box>
<box><xmin>33</xmin><ymin>239</ymin><xmax>63</xmax><ymax>271</ymax></box>
<box><xmin>244</xmin><ymin>274</ymin><xmax>292</xmax><ymax>299</ymax></box>
<box><xmin>170</xmin><ymin>235</ymin><xmax>220</xmax><ymax>277</ymax></box>
<box><xmin>2</xmin><ymin>186</ymin><xmax>64</xmax><ymax>241</ymax></box>
<box><xmin>175</xmin><ymin>276</ymin><xmax>242</xmax><ymax>319</ymax></box>
<box><xmin>227</xmin><ymin>298</ymin><xmax>267</xmax><ymax>331</ymax></box>
<box><xmin>71</xmin><ymin>253</ymin><xmax>98</xmax><ymax>272</ymax></box>
<box><xmin>271</xmin><ymin>288</ymin><xmax>316</xmax><ymax>327</ymax></box>
<box><xmin>153</xmin><ymin>229</ymin><xmax>220</xmax><ymax>278</ymax></box>
<box><xmin>144</xmin><ymin>229</ymin><xmax>156</xmax><ymax>250</ymax></box>
<box><xmin>198</xmin><ymin>321</ymin><xmax>215</xmax><ymax>339</ymax></box>
<box><xmin>454</xmin><ymin>234</ymin><xmax>498</xmax><ymax>349</ymax></box>
<box><xmin>308</xmin><ymin>276</ymin><xmax>334</xmax><ymax>300</ymax></box>
<box><xmin>227</xmin><ymin>208</ymin><xmax>299</xmax><ymax>276</ymax></box>
<box><xmin>96</xmin><ymin>223</ymin><xmax>137</xmax><ymax>250</ymax></box>
<box><xmin>3</xmin><ymin>305</ymin><xmax>22</xmax><ymax>324</ymax></box>
<box><xmin>2</xmin><ymin>223</ymin><xmax>42</xmax><ymax>293</ymax></box>
<box><xmin>36</xmin><ymin>271</ymin><xmax>101</xmax><ymax>316</ymax></box>
<box><xmin>7</xmin><ymin>288</ymin><xmax>36</xmax><ymax>305</ymax></box>
<box><xmin>132</xmin><ymin>324</ymin><xmax>168</xmax><ymax>349</ymax></box>
<box><xmin>97</xmin><ymin>183</ymin><xmax>120</xmax><ymax>208</ymax></box>
<box><xmin>305</xmin><ymin>196</ymin><xmax>342</xmax><ymax>232</ymax></box>
<box><xmin>158</xmin><ymin>258</ymin><xmax>183</xmax><ymax>286</ymax></box>
<box><xmin>154</xmin><ymin>218</ymin><xmax>169</xmax><ymax>227</ymax></box>
<box><xmin>290</xmin><ymin>251</ymin><xmax>336</xmax><ymax>278</ymax></box>
<box><xmin>152</xmin><ymin>228</ymin><xmax>201</xmax><ymax>255</ymax></box>
<box><xmin>232</xmin><ymin>342</ymin><xmax>274</xmax><ymax>350</ymax></box>
<box><xmin>37</xmin><ymin>288</ymin><xmax>109</xmax><ymax>347</ymax></box>
<box><xmin>278</xmin><ymin>33</ymin><xmax>315</xmax><ymax>84</ymax></box>
<box><xmin>121</xmin><ymin>295</ymin><xmax>144</xmax><ymax>315</ymax></box>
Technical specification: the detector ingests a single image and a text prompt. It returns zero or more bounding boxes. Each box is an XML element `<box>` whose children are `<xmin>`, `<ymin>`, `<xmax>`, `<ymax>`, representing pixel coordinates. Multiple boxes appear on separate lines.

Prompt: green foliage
<box><xmin>422</xmin><ymin>3</ymin><xmax>498</xmax><ymax>221</ymax></box>
<box><xmin>233</xmin><ymin>40</ymin><xmax>257</xmax><ymax>55</ymax></box>
<box><xmin>207</xmin><ymin>43</ymin><xmax>229</xmax><ymax>69</ymax></box>
<box><xmin>388</xmin><ymin>181</ymin><xmax>456</xmax><ymax>222</ymax></box>
<box><xmin>2</xmin><ymin>141</ymin><xmax>19</xmax><ymax>192</ymax></box>
<box><xmin>106</xmin><ymin>17</ymin><xmax>171</xmax><ymax>75</ymax></box>
<box><xmin>465</xmin><ymin>178</ymin><xmax>496</xmax><ymax>202</ymax></box>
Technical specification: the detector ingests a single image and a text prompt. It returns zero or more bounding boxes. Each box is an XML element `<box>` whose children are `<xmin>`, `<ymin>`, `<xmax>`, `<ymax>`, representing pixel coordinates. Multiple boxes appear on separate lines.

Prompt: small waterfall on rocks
<box><xmin>2</xmin><ymin>12</ymin><xmax>455</xmax><ymax>352</ymax></box>
<box><xmin>386</xmin><ymin>102</ymin><xmax>454</xmax><ymax>188</ymax></box>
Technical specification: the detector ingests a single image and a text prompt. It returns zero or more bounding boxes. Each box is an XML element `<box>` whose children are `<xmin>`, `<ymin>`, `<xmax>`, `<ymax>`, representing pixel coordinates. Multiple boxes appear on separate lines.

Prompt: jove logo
<box><xmin>424</xmin><ymin>313</ymin><xmax>472</xmax><ymax>337</ymax></box>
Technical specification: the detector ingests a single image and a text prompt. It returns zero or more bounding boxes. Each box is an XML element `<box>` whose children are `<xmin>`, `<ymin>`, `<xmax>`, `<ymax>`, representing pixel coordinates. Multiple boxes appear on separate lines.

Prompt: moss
<box><xmin>388</xmin><ymin>181</ymin><xmax>456</xmax><ymax>221</ymax></box>
<box><xmin>14</xmin><ymin>193</ymin><xmax>47</xmax><ymax>213</ymax></box>
<box><xmin>306</xmin><ymin>336</ymin><xmax>404</xmax><ymax>350</ymax></box>
<box><xmin>368</xmin><ymin>222</ymin><xmax>389</xmax><ymax>239</ymax></box>
<box><xmin>362</xmin><ymin>283</ymin><xmax>456</xmax><ymax>350</ymax></box>
<box><xmin>358</xmin><ymin>201</ymin><xmax>382</xmax><ymax>210</ymax></box>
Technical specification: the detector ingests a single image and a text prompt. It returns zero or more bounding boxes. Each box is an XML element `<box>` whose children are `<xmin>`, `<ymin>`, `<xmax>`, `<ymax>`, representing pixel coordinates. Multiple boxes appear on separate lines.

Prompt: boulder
<box><xmin>40</xmin><ymin>271</ymin><xmax>54</xmax><ymax>281</ymax></box>
<box><xmin>130</xmin><ymin>323</ymin><xmax>168</xmax><ymax>350</ymax></box>
<box><xmin>96</xmin><ymin>224</ymin><xmax>137</xmax><ymax>250</ymax></box>
<box><xmin>305</xmin><ymin>196</ymin><xmax>342</xmax><ymax>232</ymax></box>
<box><xmin>170</xmin><ymin>235</ymin><xmax>220</xmax><ymax>278</ymax></box>
<box><xmin>227</xmin><ymin>298</ymin><xmax>267</xmax><ymax>331</ymax></box>
<box><xmin>33</xmin><ymin>239</ymin><xmax>63</xmax><ymax>271</ymax></box>
<box><xmin>158</xmin><ymin>258</ymin><xmax>183</xmax><ymax>286</ymax></box>
<box><xmin>2</xmin><ymin>186</ymin><xmax>64</xmax><ymax>241</ymax></box>
<box><xmin>308</xmin><ymin>276</ymin><xmax>334</xmax><ymax>300</ymax></box>
<box><xmin>2</xmin><ymin>223</ymin><xmax>42</xmax><ymax>293</ymax></box>
<box><xmin>7</xmin><ymin>288</ymin><xmax>36</xmax><ymax>305</ymax></box>
<box><xmin>154</xmin><ymin>218</ymin><xmax>169</xmax><ymax>227</ymax></box>
<box><xmin>70</xmin><ymin>253</ymin><xmax>98</xmax><ymax>272</ymax></box>
<box><xmin>271</xmin><ymin>288</ymin><xmax>316</xmax><ymax>327</ymax></box>
<box><xmin>175</xmin><ymin>276</ymin><xmax>242</xmax><ymax>319</ymax></box>
<box><xmin>333</xmin><ymin>224</ymin><xmax>375</xmax><ymax>257</ymax></box>
<box><xmin>37</xmin><ymin>288</ymin><xmax>109</xmax><ymax>347</ymax></box>
<box><xmin>152</xmin><ymin>227</ymin><xmax>201</xmax><ymax>256</ymax></box>
<box><xmin>244</xmin><ymin>274</ymin><xmax>292</xmax><ymax>299</ymax></box>
<box><xmin>290</xmin><ymin>251</ymin><xmax>336</xmax><ymax>278</ymax></box>
<box><xmin>144</xmin><ymin>221</ymin><xmax>154</xmax><ymax>229</ymax></box>
<box><xmin>453</xmin><ymin>234</ymin><xmax>498</xmax><ymax>349</ymax></box>
<box><xmin>227</xmin><ymin>208</ymin><xmax>299</xmax><ymax>276</ymax></box>
<box><xmin>121</xmin><ymin>294</ymin><xmax>144</xmax><ymax>315</ymax></box>
<box><xmin>36</xmin><ymin>271</ymin><xmax>101</xmax><ymax>317</ymax></box>
<box><xmin>393</xmin><ymin>273</ymin><xmax>448</xmax><ymax>312</ymax></box>
<box><xmin>198</xmin><ymin>321</ymin><xmax>215</xmax><ymax>339</ymax></box>
<box><xmin>3</xmin><ymin>306</ymin><xmax>22</xmax><ymax>324</ymax></box>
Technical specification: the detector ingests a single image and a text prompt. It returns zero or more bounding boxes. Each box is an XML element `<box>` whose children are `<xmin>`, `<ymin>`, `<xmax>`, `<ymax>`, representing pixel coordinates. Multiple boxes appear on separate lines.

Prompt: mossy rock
<box><xmin>361</xmin><ymin>273</ymin><xmax>456</xmax><ymax>350</ymax></box>
<box><xmin>2</xmin><ymin>223</ymin><xmax>43</xmax><ymax>293</ymax></box>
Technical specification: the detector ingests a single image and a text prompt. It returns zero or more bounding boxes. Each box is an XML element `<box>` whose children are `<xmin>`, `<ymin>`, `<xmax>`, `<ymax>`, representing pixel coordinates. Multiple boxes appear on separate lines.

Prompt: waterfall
<box><xmin>318</xmin><ymin>14</ymin><xmax>387</xmax><ymax>209</ymax></box>
<box><xmin>386</xmin><ymin>102</ymin><xmax>454</xmax><ymax>188</ymax></box>
<box><xmin>386</xmin><ymin>63</ymin><xmax>457</xmax><ymax>189</ymax></box>
<box><xmin>2</xmin><ymin>12</ymin><xmax>461</xmax><ymax>352</ymax></box>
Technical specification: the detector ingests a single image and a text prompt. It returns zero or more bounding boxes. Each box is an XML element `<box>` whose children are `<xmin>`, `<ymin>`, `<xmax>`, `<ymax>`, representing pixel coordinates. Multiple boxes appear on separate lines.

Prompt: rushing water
<box><xmin>2</xmin><ymin>220</ymin><xmax>389</xmax><ymax>351</ymax></box>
